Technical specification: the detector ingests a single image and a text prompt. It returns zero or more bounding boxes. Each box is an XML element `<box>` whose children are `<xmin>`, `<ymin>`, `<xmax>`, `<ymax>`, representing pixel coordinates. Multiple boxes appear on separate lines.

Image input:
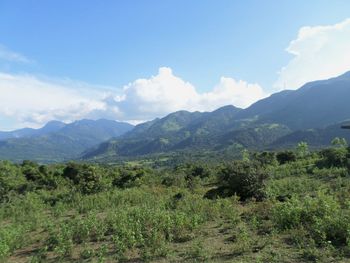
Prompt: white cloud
<box><xmin>275</xmin><ymin>18</ymin><xmax>350</xmax><ymax>90</ymax></box>
<box><xmin>107</xmin><ymin>67</ymin><xmax>267</xmax><ymax>122</ymax></box>
<box><xmin>0</xmin><ymin>72</ymin><xmax>112</xmax><ymax>128</ymax></box>
<box><xmin>0</xmin><ymin>44</ymin><xmax>32</xmax><ymax>63</ymax></box>
<box><xmin>0</xmin><ymin>67</ymin><xmax>267</xmax><ymax>129</ymax></box>
<box><xmin>199</xmin><ymin>77</ymin><xmax>266</xmax><ymax>110</ymax></box>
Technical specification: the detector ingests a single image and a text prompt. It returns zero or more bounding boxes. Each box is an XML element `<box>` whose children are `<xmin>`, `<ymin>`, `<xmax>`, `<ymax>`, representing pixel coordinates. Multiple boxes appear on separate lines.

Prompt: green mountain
<box><xmin>2</xmin><ymin>72</ymin><xmax>350</xmax><ymax>162</ymax></box>
<box><xmin>0</xmin><ymin>119</ymin><xmax>133</xmax><ymax>162</ymax></box>
<box><xmin>123</xmin><ymin>110</ymin><xmax>207</xmax><ymax>139</ymax></box>
<box><xmin>236</xmin><ymin>71</ymin><xmax>350</xmax><ymax>130</ymax></box>
<box><xmin>84</xmin><ymin>72</ymin><xmax>350</xmax><ymax>161</ymax></box>
<box><xmin>270</xmin><ymin>122</ymin><xmax>350</xmax><ymax>149</ymax></box>
<box><xmin>82</xmin><ymin>106</ymin><xmax>291</xmax><ymax>160</ymax></box>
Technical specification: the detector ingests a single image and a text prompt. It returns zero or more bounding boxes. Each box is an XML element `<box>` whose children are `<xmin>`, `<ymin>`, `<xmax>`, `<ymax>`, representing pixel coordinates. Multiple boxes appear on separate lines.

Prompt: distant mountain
<box><xmin>0</xmin><ymin>121</ymin><xmax>66</xmax><ymax>140</ymax></box>
<box><xmin>236</xmin><ymin>71</ymin><xmax>350</xmax><ymax>130</ymax></box>
<box><xmin>2</xmin><ymin>71</ymin><xmax>350</xmax><ymax>163</ymax></box>
<box><xmin>84</xmin><ymin>72</ymin><xmax>350</xmax><ymax>161</ymax></box>
<box><xmin>82</xmin><ymin>105</ymin><xmax>290</xmax><ymax>160</ymax></box>
<box><xmin>122</xmin><ymin>110</ymin><xmax>207</xmax><ymax>139</ymax></box>
<box><xmin>0</xmin><ymin>119</ymin><xmax>133</xmax><ymax>162</ymax></box>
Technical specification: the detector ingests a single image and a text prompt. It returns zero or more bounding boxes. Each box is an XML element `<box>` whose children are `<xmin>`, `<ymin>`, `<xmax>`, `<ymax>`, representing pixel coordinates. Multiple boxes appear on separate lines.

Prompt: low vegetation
<box><xmin>1</xmin><ymin>141</ymin><xmax>350</xmax><ymax>262</ymax></box>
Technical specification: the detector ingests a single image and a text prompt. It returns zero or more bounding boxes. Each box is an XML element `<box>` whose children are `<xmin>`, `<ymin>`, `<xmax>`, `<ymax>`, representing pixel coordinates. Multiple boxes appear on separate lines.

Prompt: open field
<box><xmin>1</xmin><ymin>145</ymin><xmax>350</xmax><ymax>262</ymax></box>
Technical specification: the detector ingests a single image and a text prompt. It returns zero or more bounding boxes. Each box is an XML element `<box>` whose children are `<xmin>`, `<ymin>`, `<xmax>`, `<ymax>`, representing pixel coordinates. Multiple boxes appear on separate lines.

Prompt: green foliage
<box><xmin>0</xmin><ymin>225</ymin><xmax>25</xmax><ymax>259</ymax></box>
<box><xmin>63</xmin><ymin>163</ymin><xmax>106</xmax><ymax>194</ymax></box>
<box><xmin>317</xmin><ymin>147</ymin><xmax>349</xmax><ymax>169</ymax></box>
<box><xmin>331</xmin><ymin>137</ymin><xmax>348</xmax><ymax>148</ymax></box>
<box><xmin>112</xmin><ymin>166</ymin><xmax>148</xmax><ymax>188</ymax></box>
<box><xmin>251</xmin><ymin>151</ymin><xmax>278</xmax><ymax>167</ymax></box>
<box><xmin>273</xmin><ymin>192</ymin><xmax>350</xmax><ymax>247</ymax></box>
<box><xmin>1</xmin><ymin>147</ymin><xmax>350</xmax><ymax>262</ymax></box>
<box><xmin>276</xmin><ymin>150</ymin><xmax>297</xmax><ymax>164</ymax></box>
<box><xmin>241</xmin><ymin>149</ymin><xmax>250</xmax><ymax>162</ymax></box>
<box><xmin>0</xmin><ymin>161</ymin><xmax>27</xmax><ymax>202</ymax></box>
<box><xmin>215</xmin><ymin>161</ymin><xmax>268</xmax><ymax>201</ymax></box>
<box><xmin>296</xmin><ymin>141</ymin><xmax>309</xmax><ymax>158</ymax></box>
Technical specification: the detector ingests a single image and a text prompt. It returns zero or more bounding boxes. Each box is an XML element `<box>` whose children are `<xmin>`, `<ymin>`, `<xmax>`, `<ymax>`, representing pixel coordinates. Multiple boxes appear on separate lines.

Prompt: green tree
<box><xmin>63</xmin><ymin>163</ymin><xmax>104</xmax><ymax>194</ymax></box>
<box><xmin>296</xmin><ymin>141</ymin><xmax>309</xmax><ymax>158</ymax></box>
<box><xmin>216</xmin><ymin>161</ymin><xmax>268</xmax><ymax>201</ymax></box>
<box><xmin>241</xmin><ymin>149</ymin><xmax>250</xmax><ymax>162</ymax></box>
<box><xmin>276</xmin><ymin>151</ymin><xmax>297</xmax><ymax>165</ymax></box>
<box><xmin>331</xmin><ymin>137</ymin><xmax>348</xmax><ymax>148</ymax></box>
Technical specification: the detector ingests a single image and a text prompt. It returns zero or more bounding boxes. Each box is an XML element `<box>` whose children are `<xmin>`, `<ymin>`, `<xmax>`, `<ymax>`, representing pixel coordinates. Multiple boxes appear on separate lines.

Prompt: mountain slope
<box><xmin>82</xmin><ymin>106</ymin><xmax>292</xmax><ymax>160</ymax></box>
<box><xmin>236</xmin><ymin>71</ymin><xmax>350</xmax><ymax>130</ymax></box>
<box><xmin>270</xmin><ymin>122</ymin><xmax>350</xmax><ymax>149</ymax></box>
<box><xmin>0</xmin><ymin>119</ymin><xmax>133</xmax><ymax>162</ymax></box>
<box><xmin>0</xmin><ymin>121</ymin><xmax>66</xmax><ymax>140</ymax></box>
<box><xmin>2</xmin><ymin>72</ymin><xmax>350</xmax><ymax>162</ymax></box>
<box><xmin>122</xmin><ymin>110</ymin><xmax>208</xmax><ymax>139</ymax></box>
<box><xmin>84</xmin><ymin>72</ymin><xmax>350</xmax><ymax>161</ymax></box>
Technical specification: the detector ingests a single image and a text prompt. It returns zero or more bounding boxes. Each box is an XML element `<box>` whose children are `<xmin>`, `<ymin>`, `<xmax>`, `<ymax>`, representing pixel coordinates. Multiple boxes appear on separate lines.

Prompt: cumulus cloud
<box><xmin>0</xmin><ymin>67</ymin><xmax>267</xmax><ymax>129</ymax></box>
<box><xmin>105</xmin><ymin>67</ymin><xmax>267</xmax><ymax>122</ymax></box>
<box><xmin>0</xmin><ymin>72</ymin><xmax>112</xmax><ymax>128</ymax></box>
<box><xmin>275</xmin><ymin>18</ymin><xmax>350</xmax><ymax>90</ymax></box>
<box><xmin>199</xmin><ymin>77</ymin><xmax>266</xmax><ymax>110</ymax></box>
<box><xmin>0</xmin><ymin>44</ymin><xmax>32</xmax><ymax>63</ymax></box>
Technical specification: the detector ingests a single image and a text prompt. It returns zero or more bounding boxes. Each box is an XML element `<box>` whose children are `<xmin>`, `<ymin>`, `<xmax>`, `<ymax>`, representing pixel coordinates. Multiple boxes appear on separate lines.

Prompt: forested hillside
<box><xmin>0</xmin><ymin>120</ymin><xmax>133</xmax><ymax>162</ymax></box>
<box><xmin>84</xmin><ymin>72</ymin><xmax>350</xmax><ymax>162</ymax></box>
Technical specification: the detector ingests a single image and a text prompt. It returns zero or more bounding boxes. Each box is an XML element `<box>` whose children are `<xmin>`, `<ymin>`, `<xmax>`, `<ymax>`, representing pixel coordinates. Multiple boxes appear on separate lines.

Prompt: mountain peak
<box><xmin>213</xmin><ymin>105</ymin><xmax>241</xmax><ymax>113</ymax></box>
<box><xmin>43</xmin><ymin>120</ymin><xmax>66</xmax><ymax>129</ymax></box>
<box><xmin>338</xmin><ymin>70</ymin><xmax>350</xmax><ymax>80</ymax></box>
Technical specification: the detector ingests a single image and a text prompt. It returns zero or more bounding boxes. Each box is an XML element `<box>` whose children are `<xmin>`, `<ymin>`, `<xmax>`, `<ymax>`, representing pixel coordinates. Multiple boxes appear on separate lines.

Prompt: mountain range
<box><xmin>82</xmin><ymin>71</ymin><xmax>350</xmax><ymax>161</ymax></box>
<box><xmin>0</xmin><ymin>119</ymin><xmax>133</xmax><ymax>162</ymax></box>
<box><xmin>1</xmin><ymin>71</ymin><xmax>350</xmax><ymax>162</ymax></box>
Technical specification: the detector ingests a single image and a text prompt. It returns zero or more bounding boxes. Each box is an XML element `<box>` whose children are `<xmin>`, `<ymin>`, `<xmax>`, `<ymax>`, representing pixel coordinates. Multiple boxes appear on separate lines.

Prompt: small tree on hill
<box><xmin>296</xmin><ymin>141</ymin><xmax>309</xmax><ymax>158</ymax></box>
<box><xmin>331</xmin><ymin>137</ymin><xmax>348</xmax><ymax>148</ymax></box>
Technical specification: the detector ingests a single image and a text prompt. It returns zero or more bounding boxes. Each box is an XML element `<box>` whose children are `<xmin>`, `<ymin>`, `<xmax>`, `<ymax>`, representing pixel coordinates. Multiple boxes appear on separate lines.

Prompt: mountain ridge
<box><xmin>0</xmin><ymin>119</ymin><xmax>133</xmax><ymax>162</ymax></box>
<box><xmin>83</xmin><ymin>71</ymin><xmax>350</xmax><ymax>161</ymax></box>
<box><xmin>1</xmin><ymin>71</ymin><xmax>350</xmax><ymax>162</ymax></box>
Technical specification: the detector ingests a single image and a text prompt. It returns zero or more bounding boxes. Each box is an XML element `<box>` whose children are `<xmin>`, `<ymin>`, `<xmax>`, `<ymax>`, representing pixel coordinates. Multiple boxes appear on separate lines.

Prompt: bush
<box><xmin>63</xmin><ymin>163</ymin><xmax>105</xmax><ymax>194</ymax></box>
<box><xmin>273</xmin><ymin>192</ymin><xmax>350</xmax><ymax>247</ymax></box>
<box><xmin>318</xmin><ymin>148</ymin><xmax>349</xmax><ymax>169</ymax></box>
<box><xmin>0</xmin><ymin>225</ymin><xmax>25</xmax><ymax>260</ymax></box>
<box><xmin>276</xmin><ymin>151</ymin><xmax>297</xmax><ymax>165</ymax></box>
<box><xmin>113</xmin><ymin>166</ymin><xmax>147</xmax><ymax>188</ymax></box>
<box><xmin>0</xmin><ymin>161</ymin><xmax>27</xmax><ymax>202</ymax></box>
<box><xmin>251</xmin><ymin>151</ymin><xmax>278</xmax><ymax>167</ymax></box>
<box><xmin>213</xmin><ymin>161</ymin><xmax>268</xmax><ymax>201</ymax></box>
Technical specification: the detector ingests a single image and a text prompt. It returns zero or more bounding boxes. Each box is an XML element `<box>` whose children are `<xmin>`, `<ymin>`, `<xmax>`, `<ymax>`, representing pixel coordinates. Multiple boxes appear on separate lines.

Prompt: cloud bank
<box><xmin>0</xmin><ymin>73</ymin><xmax>109</xmax><ymax>128</ymax></box>
<box><xmin>0</xmin><ymin>67</ymin><xmax>266</xmax><ymax>129</ymax></box>
<box><xmin>275</xmin><ymin>18</ymin><xmax>350</xmax><ymax>90</ymax></box>
<box><xmin>113</xmin><ymin>67</ymin><xmax>266</xmax><ymax>121</ymax></box>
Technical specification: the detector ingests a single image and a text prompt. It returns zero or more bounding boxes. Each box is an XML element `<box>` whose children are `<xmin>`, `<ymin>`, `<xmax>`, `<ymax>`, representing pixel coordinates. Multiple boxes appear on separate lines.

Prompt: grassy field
<box><xmin>1</xmin><ymin>145</ymin><xmax>350</xmax><ymax>262</ymax></box>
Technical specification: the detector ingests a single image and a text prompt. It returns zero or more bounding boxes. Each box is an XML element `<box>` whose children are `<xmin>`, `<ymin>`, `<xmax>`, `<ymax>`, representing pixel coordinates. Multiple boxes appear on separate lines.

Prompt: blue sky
<box><xmin>1</xmin><ymin>0</ymin><xmax>350</xmax><ymax>130</ymax></box>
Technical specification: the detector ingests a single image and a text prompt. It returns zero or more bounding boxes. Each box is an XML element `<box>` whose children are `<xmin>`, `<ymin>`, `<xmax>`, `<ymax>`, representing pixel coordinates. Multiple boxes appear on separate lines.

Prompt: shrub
<box><xmin>214</xmin><ymin>161</ymin><xmax>268</xmax><ymax>201</ymax></box>
<box><xmin>276</xmin><ymin>151</ymin><xmax>297</xmax><ymax>165</ymax></box>
<box><xmin>318</xmin><ymin>148</ymin><xmax>349</xmax><ymax>169</ymax></box>
<box><xmin>63</xmin><ymin>163</ymin><xmax>105</xmax><ymax>194</ymax></box>
<box><xmin>273</xmin><ymin>192</ymin><xmax>350</xmax><ymax>247</ymax></box>
<box><xmin>161</xmin><ymin>172</ymin><xmax>187</xmax><ymax>187</ymax></box>
<box><xmin>251</xmin><ymin>151</ymin><xmax>278</xmax><ymax>167</ymax></box>
<box><xmin>0</xmin><ymin>161</ymin><xmax>27</xmax><ymax>202</ymax></box>
<box><xmin>0</xmin><ymin>225</ymin><xmax>25</xmax><ymax>260</ymax></box>
<box><xmin>113</xmin><ymin>166</ymin><xmax>147</xmax><ymax>188</ymax></box>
